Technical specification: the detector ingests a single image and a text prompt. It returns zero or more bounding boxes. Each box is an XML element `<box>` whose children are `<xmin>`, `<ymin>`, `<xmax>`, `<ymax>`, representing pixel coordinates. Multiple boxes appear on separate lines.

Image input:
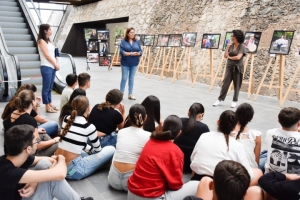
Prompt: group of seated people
<box><xmin>0</xmin><ymin>72</ymin><xmax>300</xmax><ymax>200</ymax></box>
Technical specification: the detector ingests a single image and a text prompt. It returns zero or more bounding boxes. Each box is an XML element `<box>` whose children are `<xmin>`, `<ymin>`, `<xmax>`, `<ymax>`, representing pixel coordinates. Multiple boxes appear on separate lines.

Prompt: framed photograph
<box><xmin>99</xmin><ymin>56</ymin><xmax>111</xmax><ymax>66</ymax></box>
<box><xmin>86</xmin><ymin>40</ymin><xmax>98</xmax><ymax>52</ymax></box>
<box><xmin>244</xmin><ymin>32</ymin><xmax>262</xmax><ymax>53</ymax></box>
<box><xmin>99</xmin><ymin>42</ymin><xmax>109</xmax><ymax>56</ymax></box>
<box><xmin>135</xmin><ymin>34</ymin><xmax>144</xmax><ymax>46</ymax></box>
<box><xmin>115</xmin><ymin>38</ymin><xmax>122</xmax><ymax>46</ymax></box>
<box><xmin>157</xmin><ymin>34</ymin><xmax>170</xmax><ymax>47</ymax></box>
<box><xmin>86</xmin><ymin>53</ymin><xmax>99</xmax><ymax>63</ymax></box>
<box><xmin>84</xmin><ymin>28</ymin><xmax>97</xmax><ymax>40</ymax></box>
<box><xmin>201</xmin><ymin>34</ymin><xmax>221</xmax><ymax>49</ymax></box>
<box><xmin>182</xmin><ymin>32</ymin><xmax>197</xmax><ymax>47</ymax></box>
<box><xmin>222</xmin><ymin>32</ymin><xmax>233</xmax><ymax>51</ymax></box>
<box><xmin>168</xmin><ymin>34</ymin><xmax>182</xmax><ymax>47</ymax></box>
<box><xmin>269</xmin><ymin>30</ymin><xmax>295</xmax><ymax>55</ymax></box>
<box><xmin>143</xmin><ymin>35</ymin><xmax>155</xmax><ymax>46</ymax></box>
<box><xmin>97</xmin><ymin>30</ymin><xmax>109</xmax><ymax>40</ymax></box>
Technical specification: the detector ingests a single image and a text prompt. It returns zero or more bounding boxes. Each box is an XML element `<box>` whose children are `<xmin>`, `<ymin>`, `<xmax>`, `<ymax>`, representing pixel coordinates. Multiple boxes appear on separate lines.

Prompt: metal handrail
<box><xmin>0</xmin><ymin>28</ymin><xmax>22</xmax><ymax>89</ymax></box>
<box><xmin>0</xmin><ymin>55</ymin><xmax>9</xmax><ymax>96</ymax></box>
<box><xmin>29</xmin><ymin>0</ymin><xmax>43</xmax><ymax>25</ymax></box>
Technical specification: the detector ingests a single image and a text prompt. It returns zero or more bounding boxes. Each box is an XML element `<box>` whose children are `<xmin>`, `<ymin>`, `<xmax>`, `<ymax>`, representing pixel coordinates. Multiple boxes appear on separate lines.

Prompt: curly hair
<box><xmin>98</xmin><ymin>89</ymin><xmax>123</xmax><ymax>110</ymax></box>
<box><xmin>232</xmin><ymin>30</ymin><xmax>245</xmax><ymax>43</ymax></box>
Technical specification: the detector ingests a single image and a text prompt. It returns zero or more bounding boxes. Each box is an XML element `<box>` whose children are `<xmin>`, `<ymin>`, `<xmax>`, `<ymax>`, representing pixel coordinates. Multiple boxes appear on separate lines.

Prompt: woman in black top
<box><xmin>174</xmin><ymin>103</ymin><xmax>210</xmax><ymax>172</ymax></box>
<box><xmin>3</xmin><ymin>90</ymin><xmax>58</xmax><ymax>156</ymax></box>
<box><xmin>213</xmin><ymin>30</ymin><xmax>246</xmax><ymax>108</ymax></box>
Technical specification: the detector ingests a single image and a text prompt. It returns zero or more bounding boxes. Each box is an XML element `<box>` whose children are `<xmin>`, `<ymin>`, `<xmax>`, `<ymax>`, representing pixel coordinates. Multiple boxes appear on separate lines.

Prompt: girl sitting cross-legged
<box><xmin>55</xmin><ymin>95</ymin><xmax>115</xmax><ymax>180</ymax></box>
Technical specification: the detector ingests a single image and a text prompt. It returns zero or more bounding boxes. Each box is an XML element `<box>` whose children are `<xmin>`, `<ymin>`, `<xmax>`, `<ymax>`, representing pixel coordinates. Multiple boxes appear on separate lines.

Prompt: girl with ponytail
<box><xmin>127</xmin><ymin>115</ymin><xmax>200</xmax><ymax>200</ymax></box>
<box><xmin>190</xmin><ymin>110</ymin><xmax>261</xmax><ymax>186</ymax></box>
<box><xmin>230</xmin><ymin>103</ymin><xmax>262</xmax><ymax>168</ymax></box>
<box><xmin>3</xmin><ymin>90</ymin><xmax>59</xmax><ymax>156</ymax></box>
<box><xmin>88</xmin><ymin>89</ymin><xmax>125</xmax><ymax>147</ymax></box>
<box><xmin>55</xmin><ymin>95</ymin><xmax>115</xmax><ymax>180</ymax></box>
<box><xmin>108</xmin><ymin>104</ymin><xmax>151</xmax><ymax>191</ymax></box>
<box><xmin>174</xmin><ymin>103</ymin><xmax>210</xmax><ymax>172</ymax></box>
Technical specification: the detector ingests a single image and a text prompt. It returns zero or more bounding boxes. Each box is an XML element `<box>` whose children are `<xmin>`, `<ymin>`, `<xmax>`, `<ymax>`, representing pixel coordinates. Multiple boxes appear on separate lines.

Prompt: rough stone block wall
<box><xmin>55</xmin><ymin>0</ymin><xmax>300</xmax><ymax>102</ymax></box>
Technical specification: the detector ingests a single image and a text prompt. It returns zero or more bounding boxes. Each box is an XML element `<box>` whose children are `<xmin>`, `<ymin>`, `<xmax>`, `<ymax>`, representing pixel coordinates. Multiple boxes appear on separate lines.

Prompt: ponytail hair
<box><xmin>235</xmin><ymin>103</ymin><xmax>254</xmax><ymax>140</ymax></box>
<box><xmin>151</xmin><ymin>115</ymin><xmax>182</xmax><ymax>140</ymax></box>
<box><xmin>217</xmin><ymin>110</ymin><xmax>238</xmax><ymax>151</ymax></box>
<box><xmin>98</xmin><ymin>89</ymin><xmax>123</xmax><ymax>110</ymax></box>
<box><xmin>60</xmin><ymin>95</ymin><xmax>89</xmax><ymax>141</ymax></box>
<box><xmin>185</xmin><ymin>103</ymin><xmax>205</xmax><ymax>134</ymax></box>
<box><xmin>129</xmin><ymin>104</ymin><xmax>146</xmax><ymax>127</ymax></box>
<box><xmin>13</xmin><ymin>90</ymin><xmax>35</xmax><ymax>112</ymax></box>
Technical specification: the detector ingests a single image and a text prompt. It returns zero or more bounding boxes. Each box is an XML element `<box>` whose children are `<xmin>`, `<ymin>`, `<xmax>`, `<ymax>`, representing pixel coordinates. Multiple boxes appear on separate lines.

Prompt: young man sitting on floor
<box><xmin>183</xmin><ymin>160</ymin><xmax>263</xmax><ymax>200</ymax></box>
<box><xmin>0</xmin><ymin>124</ymin><xmax>92</xmax><ymax>200</ymax></box>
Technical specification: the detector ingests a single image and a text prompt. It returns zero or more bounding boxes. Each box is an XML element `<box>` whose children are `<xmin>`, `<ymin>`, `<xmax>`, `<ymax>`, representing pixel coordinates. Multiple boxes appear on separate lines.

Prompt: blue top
<box><xmin>120</xmin><ymin>39</ymin><xmax>142</xmax><ymax>67</ymax></box>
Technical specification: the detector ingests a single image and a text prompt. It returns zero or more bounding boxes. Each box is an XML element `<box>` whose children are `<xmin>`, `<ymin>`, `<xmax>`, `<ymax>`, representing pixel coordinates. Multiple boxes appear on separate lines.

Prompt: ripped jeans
<box><xmin>66</xmin><ymin>146</ymin><xmax>115</xmax><ymax>180</ymax></box>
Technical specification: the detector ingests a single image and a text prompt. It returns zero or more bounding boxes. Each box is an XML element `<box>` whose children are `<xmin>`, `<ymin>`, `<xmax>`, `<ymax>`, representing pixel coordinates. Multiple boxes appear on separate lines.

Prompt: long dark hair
<box><xmin>129</xmin><ymin>104</ymin><xmax>146</xmax><ymax>128</ymax></box>
<box><xmin>235</xmin><ymin>103</ymin><xmax>254</xmax><ymax>140</ymax></box>
<box><xmin>185</xmin><ymin>103</ymin><xmax>205</xmax><ymax>134</ymax></box>
<box><xmin>60</xmin><ymin>95</ymin><xmax>89</xmax><ymax>141</ymax></box>
<box><xmin>37</xmin><ymin>24</ymin><xmax>51</xmax><ymax>43</ymax></box>
<box><xmin>151</xmin><ymin>115</ymin><xmax>182</xmax><ymax>141</ymax></box>
<box><xmin>14</xmin><ymin>90</ymin><xmax>35</xmax><ymax>112</ymax></box>
<box><xmin>124</xmin><ymin>27</ymin><xmax>136</xmax><ymax>42</ymax></box>
<box><xmin>98</xmin><ymin>89</ymin><xmax>123</xmax><ymax>110</ymax></box>
<box><xmin>141</xmin><ymin>95</ymin><xmax>161</xmax><ymax>132</ymax></box>
<box><xmin>59</xmin><ymin>88</ymin><xmax>86</xmax><ymax>126</ymax></box>
<box><xmin>217</xmin><ymin>110</ymin><xmax>238</xmax><ymax>151</ymax></box>
<box><xmin>2</xmin><ymin>84</ymin><xmax>37</xmax><ymax>120</ymax></box>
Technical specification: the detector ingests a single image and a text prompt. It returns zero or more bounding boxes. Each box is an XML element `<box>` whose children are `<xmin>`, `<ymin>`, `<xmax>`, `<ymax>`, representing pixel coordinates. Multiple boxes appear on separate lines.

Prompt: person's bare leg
<box><xmin>250</xmin><ymin>168</ymin><xmax>263</xmax><ymax>186</ymax></box>
<box><xmin>244</xmin><ymin>186</ymin><xmax>263</xmax><ymax>200</ymax></box>
<box><xmin>195</xmin><ymin>177</ymin><xmax>213</xmax><ymax>199</ymax></box>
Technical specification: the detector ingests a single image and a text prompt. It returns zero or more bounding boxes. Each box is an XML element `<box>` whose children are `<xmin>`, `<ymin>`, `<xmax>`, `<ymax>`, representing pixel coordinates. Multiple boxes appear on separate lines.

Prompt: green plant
<box><xmin>115</xmin><ymin>26</ymin><xmax>124</xmax><ymax>39</ymax></box>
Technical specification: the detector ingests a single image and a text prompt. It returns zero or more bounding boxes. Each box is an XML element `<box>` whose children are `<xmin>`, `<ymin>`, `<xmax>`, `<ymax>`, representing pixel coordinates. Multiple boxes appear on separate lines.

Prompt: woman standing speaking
<box><xmin>213</xmin><ymin>30</ymin><xmax>246</xmax><ymax>108</ymax></box>
<box><xmin>119</xmin><ymin>27</ymin><xmax>142</xmax><ymax>100</ymax></box>
<box><xmin>38</xmin><ymin>24</ymin><xmax>60</xmax><ymax>113</ymax></box>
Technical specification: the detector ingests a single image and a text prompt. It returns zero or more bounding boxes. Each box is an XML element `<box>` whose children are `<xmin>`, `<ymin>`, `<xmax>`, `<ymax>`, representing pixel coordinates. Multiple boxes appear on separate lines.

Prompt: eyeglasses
<box><xmin>32</xmin><ymin>138</ymin><xmax>41</xmax><ymax>145</ymax></box>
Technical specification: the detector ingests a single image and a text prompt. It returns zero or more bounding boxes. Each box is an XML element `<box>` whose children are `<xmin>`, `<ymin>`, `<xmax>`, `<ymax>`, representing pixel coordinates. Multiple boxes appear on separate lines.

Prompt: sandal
<box><xmin>51</xmin><ymin>105</ymin><xmax>60</xmax><ymax>111</ymax></box>
<box><xmin>46</xmin><ymin>107</ymin><xmax>57</xmax><ymax>113</ymax></box>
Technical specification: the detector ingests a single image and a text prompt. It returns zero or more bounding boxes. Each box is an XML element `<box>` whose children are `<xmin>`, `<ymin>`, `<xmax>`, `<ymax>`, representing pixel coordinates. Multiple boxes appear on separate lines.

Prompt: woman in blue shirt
<box><xmin>119</xmin><ymin>27</ymin><xmax>142</xmax><ymax>100</ymax></box>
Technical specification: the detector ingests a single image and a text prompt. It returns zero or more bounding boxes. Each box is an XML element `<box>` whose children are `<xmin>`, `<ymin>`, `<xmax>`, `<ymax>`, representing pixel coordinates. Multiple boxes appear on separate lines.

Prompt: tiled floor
<box><xmin>0</xmin><ymin>57</ymin><xmax>299</xmax><ymax>199</ymax></box>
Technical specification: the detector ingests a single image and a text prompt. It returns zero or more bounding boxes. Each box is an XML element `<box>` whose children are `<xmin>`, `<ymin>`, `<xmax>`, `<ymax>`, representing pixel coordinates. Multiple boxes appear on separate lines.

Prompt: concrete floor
<box><xmin>0</xmin><ymin>57</ymin><xmax>299</xmax><ymax>199</ymax></box>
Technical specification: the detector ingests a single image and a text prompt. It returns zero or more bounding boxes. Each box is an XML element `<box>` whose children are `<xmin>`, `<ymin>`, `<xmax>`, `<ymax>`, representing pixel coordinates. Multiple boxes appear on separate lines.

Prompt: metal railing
<box><xmin>0</xmin><ymin>55</ymin><xmax>9</xmax><ymax>96</ymax></box>
<box><xmin>0</xmin><ymin>28</ymin><xmax>21</xmax><ymax>89</ymax></box>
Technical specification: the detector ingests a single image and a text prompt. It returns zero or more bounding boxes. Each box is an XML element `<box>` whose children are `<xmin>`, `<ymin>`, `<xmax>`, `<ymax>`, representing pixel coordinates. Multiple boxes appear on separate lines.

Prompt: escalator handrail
<box><xmin>0</xmin><ymin>55</ymin><xmax>9</xmax><ymax>96</ymax></box>
<box><xmin>0</xmin><ymin>28</ymin><xmax>22</xmax><ymax>88</ymax></box>
<box><xmin>60</xmin><ymin>52</ymin><xmax>77</xmax><ymax>74</ymax></box>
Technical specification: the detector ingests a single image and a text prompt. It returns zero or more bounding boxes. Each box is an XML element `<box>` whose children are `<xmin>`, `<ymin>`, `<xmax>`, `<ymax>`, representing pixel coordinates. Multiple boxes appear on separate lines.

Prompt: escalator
<box><xmin>0</xmin><ymin>0</ymin><xmax>76</xmax><ymax>94</ymax></box>
<box><xmin>0</xmin><ymin>54</ymin><xmax>11</xmax><ymax>102</ymax></box>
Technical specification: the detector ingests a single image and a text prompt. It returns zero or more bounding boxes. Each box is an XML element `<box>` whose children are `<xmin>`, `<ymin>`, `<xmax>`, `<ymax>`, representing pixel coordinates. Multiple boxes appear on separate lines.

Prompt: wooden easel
<box><xmin>159</xmin><ymin>47</ymin><xmax>178</xmax><ymax>80</ymax></box>
<box><xmin>192</xmin><ymin>49</ymin><xmax>214</xmax><ymax>87</ymax></box>
<box><xmin>108</xmin><ymin>45</ymin><xmax>120</xmax><ymax>71</ymax></box>
<box><xmin>148</xmin><ymin>47</ymin><xmax>167</xmax><ymax>78</ymax></box>
<box><xmin>253</xmin><ymin>55</ymin><xmax>286</xmax><ymax>106</ymax></box>
<box><xmin>280</xmin><ymin>64</ymin><xmax>300</xmax><ymax>107</ymax></box>
<box><xmin>209</xmin><ymin>55</ymin><xmax>227</xmax><ymax>91</ymax></box>
<box><xmin>171</xmin><ymin>47</ymin><xmax>193</xmax><ymax>85</ymax></box>
<box><xmin>138</xmin><ymin>46</ymin><xmax>151</xmax><ymax>74</ymax></box>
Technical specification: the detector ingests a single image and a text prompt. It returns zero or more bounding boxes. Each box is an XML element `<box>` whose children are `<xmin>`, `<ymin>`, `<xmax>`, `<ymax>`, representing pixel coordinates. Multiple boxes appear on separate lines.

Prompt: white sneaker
<box><xmin>231</xmin><ymin>101</ymin><xmax>237</xmax><ymax>108</ymax></box>
<box><xmin>213</xmin><ymin>100</ymin><xmax>221</xmax><ymax>107</ymax></box>
<box><xmin>128</xmin><ymin>94</ymin><xmax>136</xmax><ymax>100</ymax></box>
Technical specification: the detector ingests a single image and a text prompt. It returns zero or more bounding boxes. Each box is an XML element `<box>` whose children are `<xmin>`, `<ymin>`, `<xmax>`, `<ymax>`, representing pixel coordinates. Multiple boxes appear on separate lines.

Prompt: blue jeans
<box><xmin>66</xmin><ymin>146</ymin><xmax>115</xmax><ymax>180</ymax></box>
<box><xmin>259</xmin><ymin>150</ymin><xmax>268</xmax><ymax>173</ymax></box>
<box><xmin>38</xmin><ymin>121</ymin><xmax>59</xmax><ymax>136</ymax></box>
<box><xmin>41</xmin><ymin>66</ymin><xmax>56</xmax><ymax>104</ymax></box>
<box><xmin>120</xmin><ymin>65</ymin><xmax>138</xmax><ymax>95</ymax></box>
<box><xmin>100</xmin><ymin>132</ymin><xmax>117</xmax><ymax>148</ymax></box>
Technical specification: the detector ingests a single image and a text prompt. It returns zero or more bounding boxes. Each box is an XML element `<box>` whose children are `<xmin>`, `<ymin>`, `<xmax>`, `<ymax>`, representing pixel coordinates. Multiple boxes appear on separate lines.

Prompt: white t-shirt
<box><xmin>60</xmin><ymin>86</ymin><xmax>74</xmax><ymax>109</ymax></box>
<box><xmin>230</xmin><ymin>129</ymin><xmax>262</xmax><ymax>168</ymax></box>
<box><xmin>190</xmin><ymin>131</ymin><xmax>254</xmax><ymax>180</ymax></box>
<box><xmin>113</xmin><ymin>126</ymin><xmax>151</xmax><ymax>164</ymax></box>
<box><xmin>264</xmin><ymin>128</ymin><xmax>300</xmax><ymax>174</ymax></box>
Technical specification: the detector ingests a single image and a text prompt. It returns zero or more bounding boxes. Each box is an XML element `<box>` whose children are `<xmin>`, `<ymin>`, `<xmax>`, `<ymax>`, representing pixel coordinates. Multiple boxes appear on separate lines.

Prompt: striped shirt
<box><xmin>58</xmin><ymin>115</ymin><xmax>101</xmax><ymax>154</ymax></box>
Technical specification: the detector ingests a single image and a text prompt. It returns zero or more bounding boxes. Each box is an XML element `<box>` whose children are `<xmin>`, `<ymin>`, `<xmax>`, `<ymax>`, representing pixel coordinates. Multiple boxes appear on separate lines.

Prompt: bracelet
<box><xmin>53</xmin><ymin>139</ymin><xmax>58</xmax><ymax>144</ymax></box>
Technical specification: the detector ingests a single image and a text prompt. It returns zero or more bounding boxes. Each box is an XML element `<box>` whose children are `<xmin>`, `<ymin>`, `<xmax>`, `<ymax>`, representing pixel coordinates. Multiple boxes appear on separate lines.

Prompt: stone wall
<box><xmin>55</xmin><ymin>0</ymin><xmax>300</xmax><ymax>102</ymax></box>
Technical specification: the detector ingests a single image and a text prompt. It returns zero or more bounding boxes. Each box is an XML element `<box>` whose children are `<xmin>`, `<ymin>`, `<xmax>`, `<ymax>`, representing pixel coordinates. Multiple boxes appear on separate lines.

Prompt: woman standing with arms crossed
<box><xmin>213</xmin><ymin>30</ymin><xmax>246</xmax><ymax>108</ymax></box>
<box><xmin>38</xmin><ymin>24</ymin><xmax>60</xmax><ymax>113</ymax></box>
<box><xmin>119</xmin><ymin>27</ymin><xmax>142</xmax><ymax>100</ymax></box>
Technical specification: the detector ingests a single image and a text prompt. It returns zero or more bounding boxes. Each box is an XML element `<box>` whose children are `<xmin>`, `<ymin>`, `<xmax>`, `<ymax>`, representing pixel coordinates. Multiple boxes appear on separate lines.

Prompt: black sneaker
<box><xmin>81</xmin><ymin>197</ymin><xmax>93</xmax><ymax>200</ymax></box>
